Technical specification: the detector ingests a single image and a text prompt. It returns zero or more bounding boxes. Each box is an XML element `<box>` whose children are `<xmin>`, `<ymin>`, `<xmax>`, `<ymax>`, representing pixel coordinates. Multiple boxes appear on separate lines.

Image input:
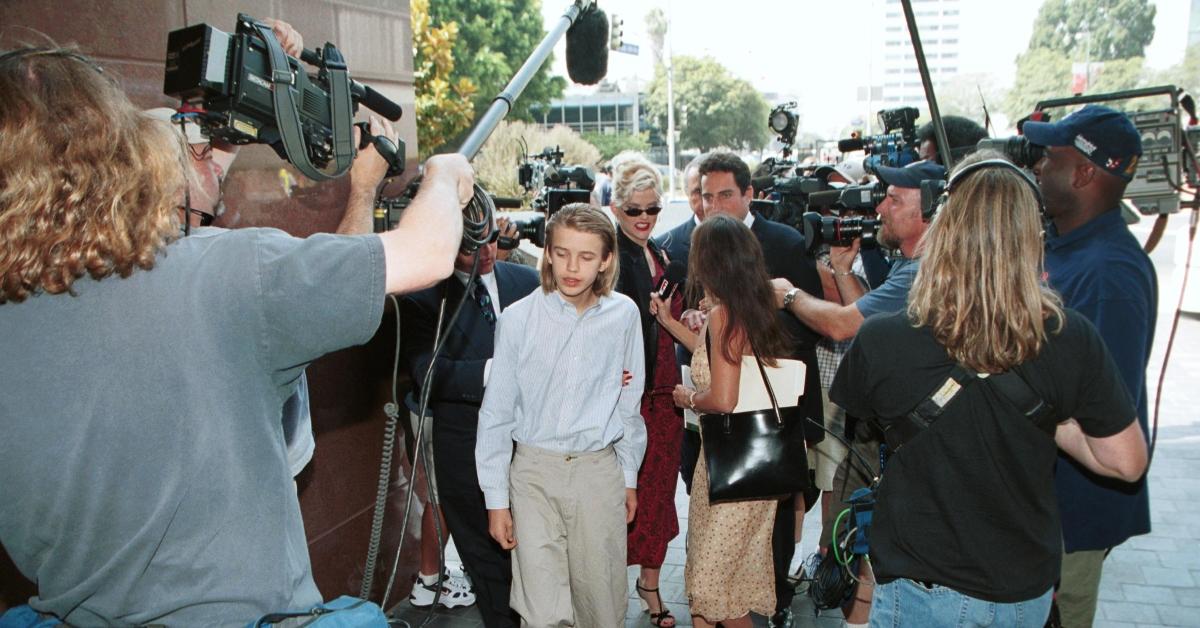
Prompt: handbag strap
<box><xmin>704</xmin><ymin>326</ymin><xmax>785</xmax><ymax>427</ymax></box>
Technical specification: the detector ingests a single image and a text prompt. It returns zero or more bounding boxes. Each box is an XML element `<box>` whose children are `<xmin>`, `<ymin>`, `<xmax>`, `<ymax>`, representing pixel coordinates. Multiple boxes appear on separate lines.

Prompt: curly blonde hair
<box><xmin>609</xmin><ymin>151</ymin><xmax>661</xmax><ymax>209</ymax></box>
<box><xmin>0</xmin><ymin>47</ymin><xmax>184</xmax><ymax>304</ymax></box>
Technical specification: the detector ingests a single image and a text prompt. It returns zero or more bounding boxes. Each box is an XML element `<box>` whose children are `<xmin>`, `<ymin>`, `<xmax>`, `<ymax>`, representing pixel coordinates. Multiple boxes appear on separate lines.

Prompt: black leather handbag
<box><xmin>699</xmin><ymin>337</ymin><xmax>811</xmax><ymax>504</ymax></box>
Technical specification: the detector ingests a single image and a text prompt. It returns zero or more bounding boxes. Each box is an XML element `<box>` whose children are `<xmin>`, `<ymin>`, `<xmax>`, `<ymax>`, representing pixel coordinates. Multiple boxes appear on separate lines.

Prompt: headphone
<box><xmin>920</xmin><ymin>158</ymin><xmax>1044</xmax><ymax>220</ymax></box>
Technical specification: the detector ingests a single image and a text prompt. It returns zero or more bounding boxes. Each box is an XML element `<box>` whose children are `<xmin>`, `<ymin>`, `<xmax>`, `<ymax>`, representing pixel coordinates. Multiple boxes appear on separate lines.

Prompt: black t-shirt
<box><xmin>829</xmin><ymin>309</ymin><xmax>1134</xmax><ymax>603</ymax></box>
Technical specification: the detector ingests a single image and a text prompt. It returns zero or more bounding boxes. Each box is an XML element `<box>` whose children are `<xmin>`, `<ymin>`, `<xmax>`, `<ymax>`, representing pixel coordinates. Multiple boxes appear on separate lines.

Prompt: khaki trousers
<box><xmin>1058</xmin><ymin>548</ymin><xmax>1107</xmax><ymax>628</ymax></box>
<box><xmin>509</xmin><ymin>444</ymin><xmax>627</xmax><ymax>628</ymax></box>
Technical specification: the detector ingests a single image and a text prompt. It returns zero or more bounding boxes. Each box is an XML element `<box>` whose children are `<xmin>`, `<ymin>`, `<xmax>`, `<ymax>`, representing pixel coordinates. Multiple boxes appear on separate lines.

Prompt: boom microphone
<box><xmin>838</xmin><ymin>138</ymin><xmax>865</xmax><ymax>153</ymax></box>
<box><xmin>657</xmin><ymin>260</ymin><xmax>687</xmax><ymax>300</ymax></box>
<box><xmin>566</xmin><ymin>6</ymin><xmax>609</xmax><ymax>85</ymax></box>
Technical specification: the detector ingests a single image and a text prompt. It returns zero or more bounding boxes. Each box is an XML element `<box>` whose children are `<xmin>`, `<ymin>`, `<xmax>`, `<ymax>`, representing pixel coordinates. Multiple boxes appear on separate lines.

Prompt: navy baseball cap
<box><xmin>1021</xmin><ymin>105</ymin><xmax>1142</xmax><ymax>181</ymax></box>
<box><xmin>874</xmin><ymin>160</ymin><xmax>947</xmax><ymax>189</ymax></box>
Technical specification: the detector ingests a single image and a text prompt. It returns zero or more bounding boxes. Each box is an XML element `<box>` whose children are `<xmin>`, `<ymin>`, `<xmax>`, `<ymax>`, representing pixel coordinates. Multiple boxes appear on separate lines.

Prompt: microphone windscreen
<box><xmin>838</xmin><ymin>138</ymin><xmax>865</xmax><ymax>152</ymax></box>
<box><xmin>566</xmin><ymin>7</ymin><xmax>609</xmax><ymax>85</ymax></box>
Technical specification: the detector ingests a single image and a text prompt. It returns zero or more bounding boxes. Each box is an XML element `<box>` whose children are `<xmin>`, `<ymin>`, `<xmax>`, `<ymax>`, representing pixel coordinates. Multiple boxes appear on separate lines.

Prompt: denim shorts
<box><xmin>869</xmin><ymin>578</ymin><xmax>1053</xmax><ymax>628</ymax></box>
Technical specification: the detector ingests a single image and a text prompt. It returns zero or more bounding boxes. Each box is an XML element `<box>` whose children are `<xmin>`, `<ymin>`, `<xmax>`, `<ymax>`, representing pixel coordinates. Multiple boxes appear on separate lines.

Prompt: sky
<box><xmin>538</xmin><ymin>0</ymin><xmax>1192</xmax><ymax>138</ymax></box>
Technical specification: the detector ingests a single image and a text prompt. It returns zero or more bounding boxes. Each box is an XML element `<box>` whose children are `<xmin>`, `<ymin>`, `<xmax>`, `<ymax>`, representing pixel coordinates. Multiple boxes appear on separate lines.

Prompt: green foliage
<box><xmin>645</xmin><ymin>56</ymin><xmax>770</xmax><ymax>152</ymax></box>
<box><xmin>1155</xmin><ymin>44</ymin><xmax>1200</xmax><ymax>95</ymax></box>
<box><xmin>1027</xmin><ymin>0</ymin><xmax>1156</xmax><ymax>61</ymax></box>
<box><xmin>1004</xmin><ymin>48</ymin><xmax>1075</xmax><ymax>121</ymax></box>
<box><xmin>412</xmin><ymin>0</ymin><xmax>476</xmax><ymax>160</ymax></box>
<box><xmin>1005</xmin><ymin>0</ymin><xmax>1156</xmax><ymax>122</ymax></box>
<box><xmin>474</xmin><ymin>121</ymin><xmax>602</xmax><ymax>198</ymax></box>
<box><xmin>582</xmin><ymin>132</ymin><xmax>651</xmax><ymax>161</ymax></box>
<box><xmin>428</xmin><ymin>0</ymin><xmax>566</xmax><ymax>126</ymax></box>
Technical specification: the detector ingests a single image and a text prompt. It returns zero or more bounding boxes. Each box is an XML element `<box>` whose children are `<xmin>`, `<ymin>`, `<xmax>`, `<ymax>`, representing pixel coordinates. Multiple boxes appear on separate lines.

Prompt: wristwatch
<box><xmin>782</xmin><ymin>287</ymin><xmax>801</xmax><ymax>309</ymax></box>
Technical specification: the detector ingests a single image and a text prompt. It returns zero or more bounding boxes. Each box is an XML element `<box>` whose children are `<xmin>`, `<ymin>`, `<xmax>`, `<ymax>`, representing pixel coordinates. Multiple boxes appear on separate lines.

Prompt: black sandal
<box><xmin>635</xmin><ymin>579</ymin><xmax>676</xmax><ymax>628</ymax></box>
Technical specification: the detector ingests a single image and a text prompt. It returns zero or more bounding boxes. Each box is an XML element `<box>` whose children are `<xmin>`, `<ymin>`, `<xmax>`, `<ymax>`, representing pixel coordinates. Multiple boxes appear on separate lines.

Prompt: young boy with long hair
<box><xmin>475</xmin><ymin>203</ymin><xmax>647</xmax><ymax>627</ymax></box>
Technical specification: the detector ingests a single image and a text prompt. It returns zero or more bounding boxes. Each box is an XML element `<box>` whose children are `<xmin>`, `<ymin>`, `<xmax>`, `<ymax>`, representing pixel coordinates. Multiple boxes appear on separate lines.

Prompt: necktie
<box><xmin>473</xmin><ymin>277</ymin><xmax>496</xmax><ymax>325</ymax></box>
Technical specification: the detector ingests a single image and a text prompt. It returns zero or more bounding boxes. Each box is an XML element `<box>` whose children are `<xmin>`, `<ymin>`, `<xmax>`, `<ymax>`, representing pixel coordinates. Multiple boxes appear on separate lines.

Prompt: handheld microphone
<box><xmin>566</xmin><ymin>6</ymin><xmax>609</xmax><ymax>85</ymax></box>
<box><xmin>657</xmin><ymin>260</ymin><xmax>687</xmax><ymax>300</ymax></box>
<box><xmin>838</xmin><ymin>138</ymin><xmax>865</xmax><ymax>152</ymax></box>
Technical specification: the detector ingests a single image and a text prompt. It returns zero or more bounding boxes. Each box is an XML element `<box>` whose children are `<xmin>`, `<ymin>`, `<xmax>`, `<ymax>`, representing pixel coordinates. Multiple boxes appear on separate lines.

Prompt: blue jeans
<box><xmin>869</xmin><ymin>578</ymin><xmax>1053</xmax><ymax>628</ymax></box>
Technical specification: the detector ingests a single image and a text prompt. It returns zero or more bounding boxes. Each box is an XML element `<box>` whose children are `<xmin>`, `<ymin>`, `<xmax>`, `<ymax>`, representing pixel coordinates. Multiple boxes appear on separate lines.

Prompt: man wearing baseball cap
<box><xmin>771</xmin><ymin>158</ymin><xmax>945</xmax><ymax>628</ymax></box>
<box><xmin>1028</xmin><ymin>104</ymin><xmax>1157</xmax><ymax>627</ymax></box>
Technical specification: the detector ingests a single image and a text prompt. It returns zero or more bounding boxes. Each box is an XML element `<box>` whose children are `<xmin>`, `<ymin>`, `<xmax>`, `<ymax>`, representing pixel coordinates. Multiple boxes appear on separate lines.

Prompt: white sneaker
<box><xmin>408</xmin><ymin>569</ymin><xmax>476</xmax><ymax>609</ymax></box>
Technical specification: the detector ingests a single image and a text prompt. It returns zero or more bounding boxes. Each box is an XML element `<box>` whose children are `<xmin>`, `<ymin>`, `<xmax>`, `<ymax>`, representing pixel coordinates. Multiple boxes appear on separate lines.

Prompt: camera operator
<box><xmin>1026</xmin><ymin>105</ymin><xmax>1157</xmax><ymax>628</ymax></box>
<box><xmin>915</xmin><ymin>115</ymin><xmax>988</xmax><ymax>165</ymax></box>
<box><xmin>0</xmin><ymin>46</ymin><xmax>470</xmax><ymax>626</ymax></box>
<box><xmin>771</xmin><ymin>159</ymin><xmax>944</xmax><ymax>626</ymax></box>
<box><xmin>829</xmin><ymin>151</ymin><xmax>1147</xmax><ymax>627</ymax></box>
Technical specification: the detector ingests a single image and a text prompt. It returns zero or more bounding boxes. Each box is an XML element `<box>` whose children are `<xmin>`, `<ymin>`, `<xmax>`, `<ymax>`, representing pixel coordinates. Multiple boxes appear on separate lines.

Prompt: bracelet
<box><xmin>687</xmin><ymin>389</ymin><xmax>697</xmax><ymax>411</ymax></box>
<box><xmin>831</xmin><ymin>268</ymin><xmax>855</xmax><ymax>277</ymax></box>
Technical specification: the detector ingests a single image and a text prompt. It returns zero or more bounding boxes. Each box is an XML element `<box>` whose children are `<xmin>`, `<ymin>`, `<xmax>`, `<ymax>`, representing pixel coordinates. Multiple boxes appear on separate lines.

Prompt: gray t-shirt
<box><xmin>854</xmin><ymin>256</ymin><xmax>919</xmax><ymax>319</ymax></box>
<box><xmin>0</xmin><ymin>227</ymin><xmax>386</xmax><ymax>625</ymax></box>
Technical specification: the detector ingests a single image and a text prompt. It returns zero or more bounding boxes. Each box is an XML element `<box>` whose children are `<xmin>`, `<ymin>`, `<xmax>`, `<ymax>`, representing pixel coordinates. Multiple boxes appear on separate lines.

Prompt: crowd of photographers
<box><xmin>0</xmin><ymin>17</ymin><xmax>1156</xmax><ymax>628</ymax></box>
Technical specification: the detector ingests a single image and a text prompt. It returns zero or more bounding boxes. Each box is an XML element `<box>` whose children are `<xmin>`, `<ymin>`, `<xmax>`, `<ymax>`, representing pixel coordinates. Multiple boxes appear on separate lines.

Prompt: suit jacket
<box><xmin>655</xmin><ymin>216</ymin><xmax>697</xmax><ymax>274</ymax></box>
<box><xmin>749</xmin><ymin>215</ymin><xmax>826</xmax><ymax>442</ymax></box>
<box><xmin>399</xmin><ymin>262</ymin><xmax>540</xmax><ymax>427</ymax></box>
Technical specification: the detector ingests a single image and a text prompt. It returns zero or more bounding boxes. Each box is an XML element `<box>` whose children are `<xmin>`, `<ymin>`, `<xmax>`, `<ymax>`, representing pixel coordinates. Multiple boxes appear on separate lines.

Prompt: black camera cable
<box><xmin>359</xmin><ymin>245</ymin><xmax>483</xmax><ymax>621</ymax></box>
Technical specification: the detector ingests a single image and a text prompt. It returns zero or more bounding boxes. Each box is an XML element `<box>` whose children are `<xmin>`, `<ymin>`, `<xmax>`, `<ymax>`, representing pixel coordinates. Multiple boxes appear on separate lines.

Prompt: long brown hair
<box><xmin>907</xmin><ymin>151</ymin><xmax>1064</xmax><ymax>373</ymax></box>
<box><xmin>687</xmin><ymin>215</ymin><xmax>788</xmax><ymax>366</ymax></box>
<box><xmin>0</xmin><ymin>46</ymin><xmax>184</xmax><ymax>304</ymax></box>
<box><xmin>539</xmin><ymin>203</ymin><xmax>619</xmax><ymax>296</ymax></box>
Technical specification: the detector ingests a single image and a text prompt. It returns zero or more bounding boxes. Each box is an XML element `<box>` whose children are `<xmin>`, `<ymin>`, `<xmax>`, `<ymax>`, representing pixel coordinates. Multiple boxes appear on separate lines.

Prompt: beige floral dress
<box><xmin>684</xmin><ymin>324</ymin><xmax>778</xmax><ymax>622</ymax></box>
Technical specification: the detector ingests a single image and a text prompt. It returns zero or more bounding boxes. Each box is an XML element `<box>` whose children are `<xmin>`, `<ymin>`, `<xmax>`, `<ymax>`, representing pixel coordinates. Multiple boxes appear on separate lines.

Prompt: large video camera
<box><xmin>838</xmin><ymin>106</ymin><xmax>921</xmax><ymax>173</ymax></box>
<box><xmin>799</xmin><ymin>181</ymin><xmax>887</xmax><ymax>252</ymax></box>
<box><xmin>979</xmin><ymin>85</ymin><xmax>1197</xmax><ymax>215</ymax></box>
<box><xmin>499</xmin><ymin>146</ymin><xmax>595</xmax><ymax>250</ymax></box>
<box><xmin>163</xmin><ymin>14</ymin><xmax>404</xmax><ymax>181</ymax></box>
<box><xmin>749</xmin><ymin>158</ymin><xmax>835</xmax><ymax>230</ymax></box>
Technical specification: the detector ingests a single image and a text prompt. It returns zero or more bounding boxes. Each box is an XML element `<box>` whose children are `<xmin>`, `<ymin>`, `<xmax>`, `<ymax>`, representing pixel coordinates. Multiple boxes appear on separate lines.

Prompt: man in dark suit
<box><xmin>656</xmin><ymin>154</ymin><xmax>708</xmax><ymax>265</ymax></box>
<box><xmin>400</xmin><ymin>236</ymin><xmax>539</xmax><ymax>628</ymax></box>
<box><xmin>695</xmin><ymin>152</ymin><xmax>824</xmax><ymax>627</ymax></box>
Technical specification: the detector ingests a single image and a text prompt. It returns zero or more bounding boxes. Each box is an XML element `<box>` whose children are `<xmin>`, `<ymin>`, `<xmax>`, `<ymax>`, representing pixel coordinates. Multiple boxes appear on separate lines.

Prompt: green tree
<box><xmin>1004</xmin><ymin>0</ymin><xmax>1156</xmax><ymax>121</ymax></box>
<box><xmin>645</xmin><ymin>56</ymin><xmax>770</xmax><ymax>152</ymax></box>
<box><xmin>429</xmin><ymin>0</ymin><xmax>566</xmax><ymax>126</ymax></box>
<box><xmin>412</xmin><ymin>0</ymin><xmax>476</xmax><ymax>160</ymax></box>
<box><xmin>583</xmin><ymin>132</ymin><xmax>651</xmax><ymax>161</ymax></box>
<box><xmin>1004</xmin><ymin>48</ymin><xmax>1074</xmax><ymax>121</ymax></box>
<box><xmin>1027</xmin><ymin>0</ymin><xmax>1156</xmax><ymax>61</ymax></box>
<box><xmin>1156</xmin><ymin>44</ymin><xmax>1200</xmax><ymax>95</ymax></box>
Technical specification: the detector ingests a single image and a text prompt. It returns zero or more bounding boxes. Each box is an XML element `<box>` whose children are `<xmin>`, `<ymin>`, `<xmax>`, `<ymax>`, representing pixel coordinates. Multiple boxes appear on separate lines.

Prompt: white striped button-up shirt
<box><xmin>476</xmin><ymin>288</ymin><xmax>647</xmax><ymax>510</ymax></box>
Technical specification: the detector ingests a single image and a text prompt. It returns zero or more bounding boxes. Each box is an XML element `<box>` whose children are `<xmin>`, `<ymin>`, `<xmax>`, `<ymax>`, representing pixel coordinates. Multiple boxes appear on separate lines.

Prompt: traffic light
<box><xmin>609</xmin><ymin>13</ymin><xmax>623</xmax><ymax>50</ymax></box>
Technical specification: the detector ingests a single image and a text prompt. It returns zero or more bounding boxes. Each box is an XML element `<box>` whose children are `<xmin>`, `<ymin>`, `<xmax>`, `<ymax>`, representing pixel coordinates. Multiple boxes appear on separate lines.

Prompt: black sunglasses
<box><xmin>621</xmin><ymin>205</ymin><xmax>663</xmax><ymax>217</ymax></box>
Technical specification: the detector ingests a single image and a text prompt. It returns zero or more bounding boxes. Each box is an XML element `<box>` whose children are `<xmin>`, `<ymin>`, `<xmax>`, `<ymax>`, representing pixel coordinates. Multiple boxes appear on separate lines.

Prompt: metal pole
<box><xmin>458</xmin><ymin>1</ymin><xmax>587</xmax><ymax>159</ymax></box>
<box><xmin>900</xmin><ymin>0</ymin><xmax>953</xmax><ymax>170</ymax></box>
